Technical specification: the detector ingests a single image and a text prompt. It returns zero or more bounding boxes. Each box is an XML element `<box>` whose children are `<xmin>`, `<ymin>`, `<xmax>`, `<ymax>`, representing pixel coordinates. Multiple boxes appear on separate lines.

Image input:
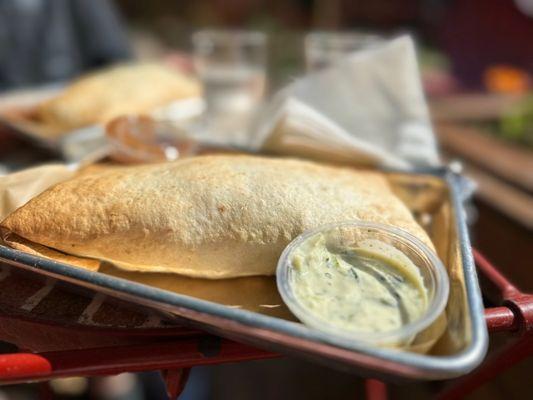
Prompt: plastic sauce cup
<box><xmin>276</xmin><ymin>221</ymin><xmax>450</xmax><ymax>346</ymax></box>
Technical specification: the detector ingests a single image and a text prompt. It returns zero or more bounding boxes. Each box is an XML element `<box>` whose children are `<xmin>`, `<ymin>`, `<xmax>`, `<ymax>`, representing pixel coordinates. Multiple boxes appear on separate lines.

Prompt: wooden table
<box><xmin>435</xmin><ymin>122</ymin><xmax>533</xmax><ymax>292</ymax></box>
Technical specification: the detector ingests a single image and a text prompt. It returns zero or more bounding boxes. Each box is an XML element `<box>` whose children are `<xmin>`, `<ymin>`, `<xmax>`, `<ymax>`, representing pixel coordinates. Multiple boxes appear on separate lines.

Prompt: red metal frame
<box><xmin>0</xmin><ymin>249</ymin><xmax>531</xmax><ymax>399</ymax></box>
<box><xmin>0</xmin><ymin>339</ymin><xmax>278</xmax><ymax>384</ymax></box>
<box><xmin>435</xmin><ymin>250</ymin><xmax>533</xmax><ymax>400</ymax></box>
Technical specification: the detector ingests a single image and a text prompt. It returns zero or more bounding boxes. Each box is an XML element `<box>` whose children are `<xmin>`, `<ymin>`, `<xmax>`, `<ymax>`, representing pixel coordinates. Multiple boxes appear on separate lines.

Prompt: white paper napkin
<box><xmin>251</xmin><ymin>35</ymin><xmax>440</xmax><ymax>169</ymax></box>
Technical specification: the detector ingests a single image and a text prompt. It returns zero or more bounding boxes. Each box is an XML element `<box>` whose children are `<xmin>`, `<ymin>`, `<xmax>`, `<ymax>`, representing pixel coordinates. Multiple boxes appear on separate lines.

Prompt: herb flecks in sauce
<box><xmin>290</xmin><ymin>235</ymin><xmax>428</xmax><ymax>334</ymax></box>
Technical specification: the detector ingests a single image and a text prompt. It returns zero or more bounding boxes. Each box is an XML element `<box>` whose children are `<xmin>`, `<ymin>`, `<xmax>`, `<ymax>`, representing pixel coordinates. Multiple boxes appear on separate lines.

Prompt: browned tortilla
<box><xmin>0</xmin><ymin>155</ymin><xmax>433</xmax><ymax>278</ymax></box>
<box><xmin>37</xmin><ymin>63</ymin><xmax>200</xmax><ymax>130</ymax></box>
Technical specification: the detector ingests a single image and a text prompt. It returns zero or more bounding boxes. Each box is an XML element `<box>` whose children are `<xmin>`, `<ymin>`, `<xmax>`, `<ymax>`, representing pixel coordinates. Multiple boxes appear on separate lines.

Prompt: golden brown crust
<box><xmin>37</xmin><ymin>63</ymin><xmax>201</xmax><ymax>130</ymax></box>
<box><xmin>1</xmin><ymin>155</ymin><xmax>433</xmax><ymax>278</ymax></box>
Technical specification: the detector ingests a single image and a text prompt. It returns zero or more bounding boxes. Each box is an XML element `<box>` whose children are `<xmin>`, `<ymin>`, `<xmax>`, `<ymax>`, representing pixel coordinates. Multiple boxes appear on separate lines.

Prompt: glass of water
<box><xmin>192</xmin><ymin>30</ymin><xmax>267</xmax><ymax>146</ymax></box>
<box><xmin>305</xmin><ymin>31</ymin><xmax>383</xmax><ymax>72</ymax></box>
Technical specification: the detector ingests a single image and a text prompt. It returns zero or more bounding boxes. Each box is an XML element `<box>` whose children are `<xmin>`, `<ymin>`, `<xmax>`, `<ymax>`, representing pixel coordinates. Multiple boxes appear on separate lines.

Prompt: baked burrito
<box><xmin>0</xmin><ymin>155</ymin><xmax>433</xmax><ymax>279</ymax></box>
<box><xmin>38</xmin><ymin>63</ymin><xmax>200</xmax><ymax>130</ymax></box>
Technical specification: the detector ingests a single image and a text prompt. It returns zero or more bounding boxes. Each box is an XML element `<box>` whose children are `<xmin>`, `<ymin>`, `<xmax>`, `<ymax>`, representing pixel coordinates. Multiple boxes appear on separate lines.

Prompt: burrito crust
<box><xmin>38</xmin><ymin>63</ymin><xmax>200</xmax><ymax>130</ymax></box>
<box><xmin>1</xmin><ymin>155</ymin><xmax>433</xmax><ymax>278</ymax></box>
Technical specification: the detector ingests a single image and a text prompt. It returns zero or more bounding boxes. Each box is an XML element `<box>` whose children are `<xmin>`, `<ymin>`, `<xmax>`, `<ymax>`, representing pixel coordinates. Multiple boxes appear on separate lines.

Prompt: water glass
<box><xmin>305</xmin><ymin>31</ymin><xmax>383</xmax><ymax>72</ymax></box>
<box><xmin>192</xmin><ymin>30</ymin><xmax>267</xmax><ymax>146</ymax></box>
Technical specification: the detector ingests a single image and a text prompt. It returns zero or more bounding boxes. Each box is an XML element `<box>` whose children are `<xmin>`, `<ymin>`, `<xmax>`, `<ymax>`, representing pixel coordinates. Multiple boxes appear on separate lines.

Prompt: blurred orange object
<box><xmin>483</xmin><ymin>65</ymin><xmax>531</xmax><ymax>94</ymax></box>
<box><xmin>106</xmin><ymin>115</ymin><xmax>198</xmax><ymax>164</ymax></box>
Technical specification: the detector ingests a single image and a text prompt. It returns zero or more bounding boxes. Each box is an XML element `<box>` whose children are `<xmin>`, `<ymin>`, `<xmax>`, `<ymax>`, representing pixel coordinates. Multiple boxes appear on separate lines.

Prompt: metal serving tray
<box><xmin>0</xmin><ymin>168</ymin><xmax>488</xmax><ymax>381</ymax></box>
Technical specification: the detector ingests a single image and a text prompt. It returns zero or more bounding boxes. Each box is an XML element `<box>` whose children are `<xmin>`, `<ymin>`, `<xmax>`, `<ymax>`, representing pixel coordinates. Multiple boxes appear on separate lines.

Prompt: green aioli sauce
<box><xmin>290</xmin><ymin>234</ymin><xmax>428</xmax><ymax>334</ymax></box>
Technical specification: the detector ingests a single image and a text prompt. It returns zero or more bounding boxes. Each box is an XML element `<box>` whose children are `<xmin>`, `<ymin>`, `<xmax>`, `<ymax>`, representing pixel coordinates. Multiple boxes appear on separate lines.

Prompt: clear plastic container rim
<box><xmin>276</xmin><ymin>220</ymin><xmax>450</xmax><ymax>345</ymax></box>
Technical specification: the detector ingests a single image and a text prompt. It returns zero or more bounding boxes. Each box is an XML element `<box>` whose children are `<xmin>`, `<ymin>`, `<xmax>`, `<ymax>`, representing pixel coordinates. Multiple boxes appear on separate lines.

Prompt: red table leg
<box><xmin>162</xmin><ymin>368</ymin><xmax>191</xmax><ymax>399</ymax></box>
<box><xmin>365</xmin><ymin>379</ymin><xmax>388</xmax><ymax>400</ymax></box>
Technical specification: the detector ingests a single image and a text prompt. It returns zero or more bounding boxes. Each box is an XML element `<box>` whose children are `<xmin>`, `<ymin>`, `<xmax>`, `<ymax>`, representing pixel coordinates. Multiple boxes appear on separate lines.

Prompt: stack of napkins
<box><xmin>251</xmin><ymin>35</ymin><xmax>439</xmax><ymax>169</ymax></box>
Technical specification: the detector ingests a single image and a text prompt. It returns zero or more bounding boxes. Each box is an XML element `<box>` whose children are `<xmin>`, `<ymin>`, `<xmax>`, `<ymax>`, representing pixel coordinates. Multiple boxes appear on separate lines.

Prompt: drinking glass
<box><xmin>305</xmin><ymin>31</ymin><xmax>383</xmax><ymax>72</ymax></box>
<box><xmin>192</xmin><ymin>30</ymin><xmax>267</xmax><ymax>146</ymax></box>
